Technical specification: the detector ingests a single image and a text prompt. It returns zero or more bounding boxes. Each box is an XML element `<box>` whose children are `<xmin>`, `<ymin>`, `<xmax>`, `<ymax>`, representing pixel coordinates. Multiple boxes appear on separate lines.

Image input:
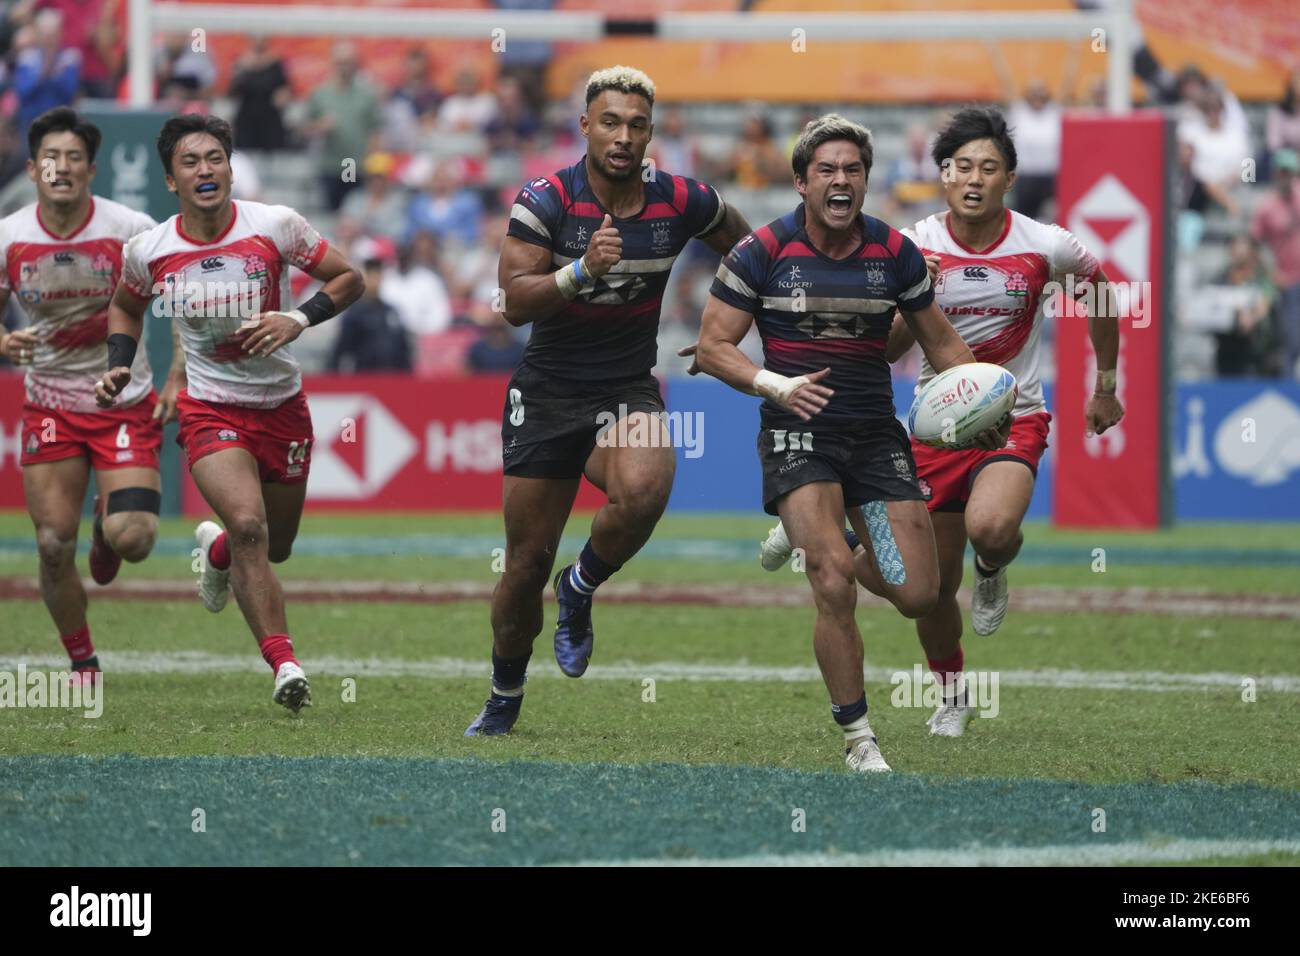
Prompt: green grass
<box><xmin>1</xmin><ymin>512</ymin><xmax>1297</xmax><ymax>592</ymax></box>
<box><xmin>2</xmin><ymin>512</ymin><xmax>1298</xmax><ymax>865</ymax></box>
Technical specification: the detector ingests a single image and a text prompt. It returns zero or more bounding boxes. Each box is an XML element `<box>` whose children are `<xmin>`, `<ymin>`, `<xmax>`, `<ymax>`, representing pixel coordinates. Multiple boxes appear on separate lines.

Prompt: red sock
<box><xmin>928</xmin><ymin>647</ymin><xmax>965</xmax><ymax>698</ymax></box>
<box><xmin>209</xmin><ymin>531</ymin><xmax>231</xmax><ymax>570</ymax></box>
<box><xmin>60</xmin><ymin>625</ymin><xmax>95</xmax><ymax>664</ymax></box>
<box><xmin>259</xmin><ymin>634</ymin><xmax>298</xmax><ymax>673</ymax></box>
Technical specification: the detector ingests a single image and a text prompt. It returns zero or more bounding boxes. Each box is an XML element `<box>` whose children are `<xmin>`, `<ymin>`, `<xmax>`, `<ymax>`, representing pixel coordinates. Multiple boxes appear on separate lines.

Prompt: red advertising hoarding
<box><xmin>180</xmin><ymin>374</ymin><xmax>607</xmax><ymax>514</ymax></box>
<box><xmin>0</xmin><ymin>375</ymin><xmax>26</xmax><ymax>508</ymax></box>
<box><xmin>1053</xmin><ymin>112</ymin><xmax>1170</xmax><ymax>528</ymax></box>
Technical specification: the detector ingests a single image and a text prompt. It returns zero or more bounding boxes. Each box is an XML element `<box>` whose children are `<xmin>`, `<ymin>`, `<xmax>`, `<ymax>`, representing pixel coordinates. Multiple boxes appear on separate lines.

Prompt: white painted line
<box><xmin>559</xmin><ymin>838</ymin><xmax>1300</xmax><ymax>867</ymax></box>
<box><xmin>2</xmin><ymin>651</ymin><xmax>1297</xmax><ymax>694</ymax></box>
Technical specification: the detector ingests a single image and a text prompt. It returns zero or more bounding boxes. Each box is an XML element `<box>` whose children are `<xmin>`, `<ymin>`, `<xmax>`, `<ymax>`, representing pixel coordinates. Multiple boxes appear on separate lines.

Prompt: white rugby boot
<box><xmin>195</xmin><ymin>521</ymin><xmax>231</xmax><ymax>613</ymax></box>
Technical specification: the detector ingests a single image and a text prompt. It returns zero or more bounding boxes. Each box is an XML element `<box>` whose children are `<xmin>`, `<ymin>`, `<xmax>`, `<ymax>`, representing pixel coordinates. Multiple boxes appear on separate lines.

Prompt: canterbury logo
<box><xmin>53</xmin><ymin>252</ymin><xmax>74</xmax><ymax>265</ymax></box>
<box><xmin>963</xmin><ymin>266</ymin><xmax>989</xmax><ymax>279</ymax></box>
<box><xmin>200</xmin><ymin>257</ymin><xmax>224</xmax><ymax>271</ymax></box>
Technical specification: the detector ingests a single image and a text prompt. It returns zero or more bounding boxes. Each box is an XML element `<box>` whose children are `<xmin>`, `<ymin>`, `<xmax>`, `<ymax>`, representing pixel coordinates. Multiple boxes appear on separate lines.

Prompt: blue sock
<box><xmin>843</xmin><ymin>528</ymin><xmax>861</xmax><ymax>551</ymax></box>
<box><xmin>830</xmin><ymin>694</ymin><xmax>868</xmax><ymax>727</ymax></box>
<box><xmin>568</xmin><ymin>539</ymin><xmax>621</xmax><ymax>596</ymax></box>
<box><xmin>491</xmin><ymin>650</ymin><xmax>530</xmax><ymax>695</ymax></box>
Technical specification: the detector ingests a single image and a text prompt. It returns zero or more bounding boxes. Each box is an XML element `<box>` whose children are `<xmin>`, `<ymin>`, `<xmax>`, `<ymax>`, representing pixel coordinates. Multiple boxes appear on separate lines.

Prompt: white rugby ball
<box><xmin>908</xmin><ymin>362</ymin><xmax>1018</xmax><ymax>449</ymax></box>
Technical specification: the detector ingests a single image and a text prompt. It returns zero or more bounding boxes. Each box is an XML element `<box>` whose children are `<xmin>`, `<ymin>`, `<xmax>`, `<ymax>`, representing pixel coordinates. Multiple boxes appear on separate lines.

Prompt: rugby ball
<box><xmin>908</xmin><ymin>362</ymin><xmax>1018</xmax><ymax>449</ymax></box>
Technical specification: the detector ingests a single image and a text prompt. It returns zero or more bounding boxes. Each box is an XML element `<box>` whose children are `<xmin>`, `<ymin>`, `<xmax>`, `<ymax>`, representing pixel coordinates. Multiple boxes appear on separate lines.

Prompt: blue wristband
<box><xmin>572</xmin><ymin>258</ymin><xmax>585</xmax><ymax>285</ymax></box>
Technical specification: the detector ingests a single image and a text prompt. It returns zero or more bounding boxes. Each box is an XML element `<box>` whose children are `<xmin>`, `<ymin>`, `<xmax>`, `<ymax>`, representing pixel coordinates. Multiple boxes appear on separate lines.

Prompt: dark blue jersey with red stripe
<box><xmin>506</xmin><ymin>158</ymin><xmax>725</xmax><ymax>381</ymax></box>
<box><xmin>709</xmin><ymin>204</ymin><xmax>934</xmax><ymax>429</ymax></box>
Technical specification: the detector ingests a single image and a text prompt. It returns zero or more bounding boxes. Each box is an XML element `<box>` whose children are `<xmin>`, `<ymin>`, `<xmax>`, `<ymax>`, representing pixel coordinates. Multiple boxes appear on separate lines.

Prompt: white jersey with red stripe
<box><xmin>121</xmin><ymin>200</ymin><xmax>328</xmax><ymax>409</ymax></box>
<box><xmin>905</xmin><ymin>208</ymin><xmax>1101</xmax><ymax>417</ymax></box>
<box><xmin>0</xmin><ymin>197</ymin><xmax>157</xmax><ymax>413</ymax></box>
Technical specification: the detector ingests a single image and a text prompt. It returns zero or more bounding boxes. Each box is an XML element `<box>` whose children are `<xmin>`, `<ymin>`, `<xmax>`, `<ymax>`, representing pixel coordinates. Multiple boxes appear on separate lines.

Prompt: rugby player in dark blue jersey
<box><xmin>466</xmin><ymin>67</ymin><xmax>751</xmax><ymax>736</ymax></box>
<box><xmin>696</xmin><ymin>115</ymin><xmax>986</xmax><ymax>772</ymax></box>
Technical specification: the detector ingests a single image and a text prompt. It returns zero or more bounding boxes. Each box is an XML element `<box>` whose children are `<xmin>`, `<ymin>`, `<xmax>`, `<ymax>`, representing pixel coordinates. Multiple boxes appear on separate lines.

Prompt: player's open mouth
<box><xmin>827</xmin><ymin>193</ymin><xmax>853</xmax><ymax>215</ymax></box>
<box><xmin>962</xmin><ymin>191</ymin><xmax>982</xmax><ymax>207</ymax></box>
<box><xmin>608</xmin><ymin>152</ymin><xmax>632</xmax><ymax>168</ymax></box>
<box><xmin>196</xmin><ymin>183</ymin><xmax>219</xmax><ymax>195</ymax></box>
<box><xmin>51</xmin><ymin>179</ymin><xmax>72</xmax><ymax>189</ymax></box>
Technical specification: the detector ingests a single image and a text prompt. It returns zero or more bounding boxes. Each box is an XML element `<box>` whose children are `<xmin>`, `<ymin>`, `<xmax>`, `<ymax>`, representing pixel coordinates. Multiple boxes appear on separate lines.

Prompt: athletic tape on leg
<box><xmin>861</xmin><ymin>500</ymin><xmax>906</xmax><ymax>586</ymax></box>
<box><xmin>106</xmin><ymin>487</ymin><xmax>161</xmax><ymax>515</ymax></box>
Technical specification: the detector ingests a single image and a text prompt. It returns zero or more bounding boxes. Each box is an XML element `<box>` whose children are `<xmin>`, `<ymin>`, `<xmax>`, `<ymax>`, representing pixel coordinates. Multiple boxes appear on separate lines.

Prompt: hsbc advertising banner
<box><xmin>1053</xmin><ymin>112</ymin><xmax>1172</xmax><ymax>528</ymax></box>
<box><xmin>177</xmin><ymin>374</ymin><xmax>605</xmax><ymax>513</ymax></box>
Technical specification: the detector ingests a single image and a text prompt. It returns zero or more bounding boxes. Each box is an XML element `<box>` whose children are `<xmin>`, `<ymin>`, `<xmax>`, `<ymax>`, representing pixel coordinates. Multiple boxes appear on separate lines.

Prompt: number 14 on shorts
<box><xmin>287</xmin><ymin>438</ymin><xmax>311</xmax><ymax>465</ymax></box>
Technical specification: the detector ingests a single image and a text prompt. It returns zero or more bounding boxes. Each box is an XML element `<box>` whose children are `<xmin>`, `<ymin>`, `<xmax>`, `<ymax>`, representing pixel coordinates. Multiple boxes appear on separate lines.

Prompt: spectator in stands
<box><xmin>393</xmin><ymin>47</ymin><xmax>441</xmax><ymax>119</ymax></box>
<box><xmin>436</xmin><ymin>66</ymin><xmax>496</xmax><ymax>133</ymax></box>
<box><xmin>405</xmin><ymin>159</ymin><xmax>482</xmax><ymax>249</ymax></box>
<box><xmin>881</xmin><ymin>123</ymin><xmax>941</xmax><ymax>224</ymax></box>
<box><xmin>381</xmin><ymin>230</ymin><xmax>452</xmax><ymax>337</ymax></box>
<box><xmin>0</xmin><ymin>117</ymin><xmax>27</xmax><ymax>188</ymax></box>
<box><xmin>13</xmin><ymin>8</ymin><xmax>79</xmax><ymax>129</ymax></box>
<box><xmin>0</xmin><ymin>2</ymin><xmax>35</xmax><ymax>59</ymax></box>
<box><xmin>1251</xmin><ymin>149</ymin><xmax>1300</xmax><ymax>378</ymax></box>
<box><xmin>340</xmin><ymin>152</ymin><xmax>408</xmax><ymax>243</ymax></box>
<box><xmin>230</xmin><ymin>36</ymin><xmax>291</xmax><ymax>151</ymax></box>
<box><xmin>328</xmin><ymin>254</ymin><xmax>412</xmax><ymax>373</ymax></box>
<box><xmin>37</xmin><ymin>0</ymin><xmax>116</xmax><ymax>99</ymax></box>
<box><xmin>1211</xmin><ymin>236</ymin><xmax>1278</xmax><ymax>377</ymax></box>
<box><xmin>443</xmin><ymin>212</ymin><xmax>506</xmax><ymax>321</ymax></box>
<box><xmin>1266</xmin><ymin>69</ymin><xmax>1300</xmax><ymax>162</ymax></box>
<box><xmin>466</xmin><ymin>300</ymin><xmax>524</xmax><ymax>373</ymax></box>
<box><xmin>384</xmin><ymin>48</ymin><xmax>441</xmax><ymax>153</ymax></box>
<box><xmin>726</xmin><ymin>109</ymin><xmax>787</xmax><ymax>189</ymax></box>
<box><xmin>485</xmin><ymin>74</ymin><xmax>539</xmax><ymax>154</ymax></box>
<box><xmin>155</xmin><ymin>29</ymin><xmax>215</xmax><ymax>104</ymax></box>
<box><xmin>303</xmin><ymin>40</ymin><xmax>381</xmax><ymax>211</ymax></box>
<box><xmin>1178</xmin><ymin>87</ymin><xmax>1249</xmax><ymax>219</ymax></box>
<box><xmin>648</xmin><ymin>106</ymin><xmax>698</xmax><ymax>179</ymax></box>
<box><xmin>1174</xmin><ymin>140</ymin><xmax>1212</xmax><ymax>251</ymax></box>
<box><xmin>1008</xmin><ymin>80</ymin><xmax>1062</xmax><ymax>222</ymax></box>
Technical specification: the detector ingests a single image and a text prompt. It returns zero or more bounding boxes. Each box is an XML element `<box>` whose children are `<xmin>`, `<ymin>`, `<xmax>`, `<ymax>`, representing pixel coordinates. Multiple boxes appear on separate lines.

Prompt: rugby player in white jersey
<box><xmin>95</xmin><ymin>114</ymin><xmax>363</xmax><ymax>712</ymax></box>
<box><xmin>759</xmin><ymin>107</ymin><xmax>1124</xmax><ymax>736</ymax></box>
<box><xmin>0</xmin><ymin>107</ymin><xmax>173</xmax><ymax>683</ymax></box>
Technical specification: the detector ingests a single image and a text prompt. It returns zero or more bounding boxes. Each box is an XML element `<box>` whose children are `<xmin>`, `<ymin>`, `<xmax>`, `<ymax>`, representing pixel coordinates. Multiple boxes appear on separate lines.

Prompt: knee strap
<box><xmin>106</xmin><ymin>487</ymin><xmax>161</xmax><ymax>515</ymax></box>
<box><xmin>861</xmin><ymin>500</ymin><xmax>906</xmax><ymax>586</ymax></box>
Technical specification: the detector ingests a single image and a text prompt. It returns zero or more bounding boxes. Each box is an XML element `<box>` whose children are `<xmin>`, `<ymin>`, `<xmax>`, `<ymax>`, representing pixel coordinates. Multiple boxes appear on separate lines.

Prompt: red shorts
<box><xmin>21</xmin><ymin>393</ymin><xmax>162</xmax><ymax>470</ymax></box>
<box><xmin>911</xmin><ymin>411</ymin><xmax>1051</xmax><ymax>512</ymax></box>
<box><xmin>176</xmin><ymin>390</ymin><xmax>314</xmax><ymax>484</ymax></box>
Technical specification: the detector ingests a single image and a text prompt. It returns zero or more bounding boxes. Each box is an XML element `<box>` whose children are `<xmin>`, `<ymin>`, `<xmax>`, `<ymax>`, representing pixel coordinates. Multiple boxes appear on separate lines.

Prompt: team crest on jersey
<box><xmin>918</xmin><ymin>477</ymin><xmax>932</xmax><ymax>500</ymax></box>
<box><xmin>25</xmin><ymin>431</ymin><xmax>40</xmax><ymax>454</ymax></box>
<box><xmin>651</xmin><ymin>220</ymin><xmax>672</xmax><ymax>254</ymax></box>
<box><xmin>217</xmin><ymin>429</ymin><xmax>238</xmax><ymax>442</ymax></box>
<box><xmin>891</xmin><ymin>451</ymin><xmax>912</xmax><ymax>478</ymax></box>
<box><xmin>864</xmin><ymin>265</ymin><xmax>887</xmax><ymax>294</ymax></box>
<box><xmin>1004</xmin><ymin>272</ymin><xmax>1029</xmax><ymax>297</ymax></box>
<box><xmin>243</xmin><ymin>255</ymin><xmax>268</xmax><ymax>281</ymax></box>
<box><xmin>91</xmin><ymin>253</ymin><xmax>114</xmax><ymax>280</ymax></box>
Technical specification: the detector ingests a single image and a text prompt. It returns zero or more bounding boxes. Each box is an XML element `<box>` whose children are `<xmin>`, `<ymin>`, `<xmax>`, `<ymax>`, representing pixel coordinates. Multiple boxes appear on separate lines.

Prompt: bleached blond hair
<box><xmin>791</xmin><ymin>113</ymin><xmax>874</xmax><ymax>179</ymax></box>
<box><xmin>585</xmin><ymin>65</ymin><xmax>656</xmax><ymax>109</ymax></box>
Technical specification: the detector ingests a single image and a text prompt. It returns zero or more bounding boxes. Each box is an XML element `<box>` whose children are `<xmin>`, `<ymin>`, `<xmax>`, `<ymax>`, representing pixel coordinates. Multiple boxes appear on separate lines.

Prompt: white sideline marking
<box><xmin>559</xmin><ymin>838</ymin><xmax>1300</xmax><ymax>867</ymax></box>
<box><xmin>1</xmin><ymin>651</ymin><xmax>1297</xmax><ymax>694</ymax></box>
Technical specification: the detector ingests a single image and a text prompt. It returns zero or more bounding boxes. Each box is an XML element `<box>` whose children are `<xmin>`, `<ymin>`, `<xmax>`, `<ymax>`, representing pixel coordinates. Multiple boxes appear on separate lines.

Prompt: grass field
<box><xmin>2</xmin><ymin>512</ymin><xmax>1298</xmax><ymax>866</ymax></box>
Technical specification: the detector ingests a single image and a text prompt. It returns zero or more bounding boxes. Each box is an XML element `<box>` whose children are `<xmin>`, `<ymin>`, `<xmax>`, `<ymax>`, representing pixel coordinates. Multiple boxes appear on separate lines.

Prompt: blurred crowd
<box><xmin>0</xmin><ymin>0</ymin><xmax>1296</xmax><ymax>380</ymax></box>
